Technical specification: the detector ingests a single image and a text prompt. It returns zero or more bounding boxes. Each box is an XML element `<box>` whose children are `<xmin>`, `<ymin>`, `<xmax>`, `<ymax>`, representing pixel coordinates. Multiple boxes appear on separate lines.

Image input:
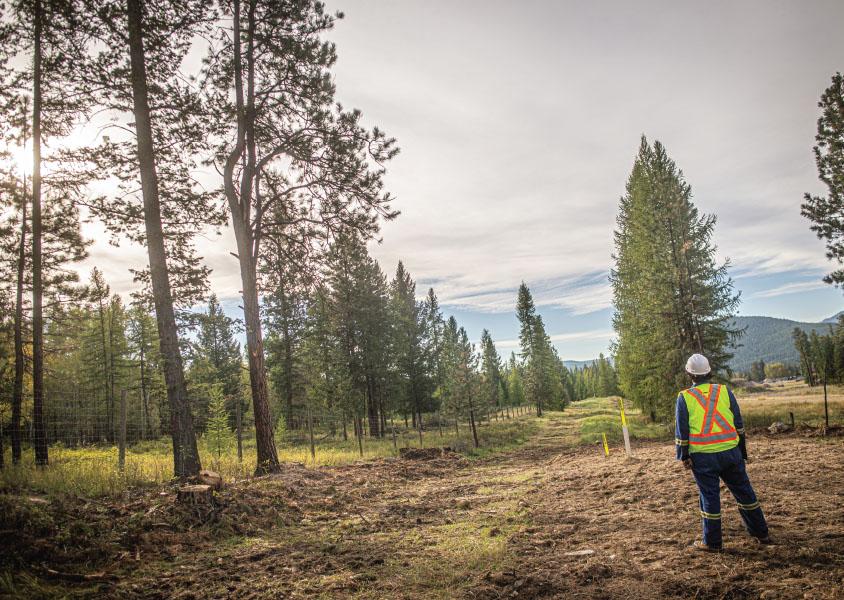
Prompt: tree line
<box><xmin>0</xmin><ymin>0</ymin><xmax>404</xmax><ymax>476</ymax></box>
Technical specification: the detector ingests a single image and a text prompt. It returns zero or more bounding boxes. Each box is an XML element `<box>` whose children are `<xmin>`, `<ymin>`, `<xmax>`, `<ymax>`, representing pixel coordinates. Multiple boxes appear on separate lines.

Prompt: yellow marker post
<box><xmin>619</xmin><ymin>397</ymin><xmax>632</xmax><ymax>456</ymax></box>
<box><xmin>602</xmin><ymin>432</ymin><xmax>610</xmax><ymax>457</ymax></box>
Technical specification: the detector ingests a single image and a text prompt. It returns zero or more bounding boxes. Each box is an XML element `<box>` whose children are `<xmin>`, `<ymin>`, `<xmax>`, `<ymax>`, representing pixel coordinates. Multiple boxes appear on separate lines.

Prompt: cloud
<box><xmin>66</xmin><ymin>0</ymin><xmax>844</xmax><ymax>341</ymax></box>
<box><xmin>495</xmin><ymin>328</ymin><xmax>615</xmax><ymax>350</ymax></box>
<box><xmin>749</xmin><ymin>280</ymin><xmax>829</xmax><ymax>299</ymax></box>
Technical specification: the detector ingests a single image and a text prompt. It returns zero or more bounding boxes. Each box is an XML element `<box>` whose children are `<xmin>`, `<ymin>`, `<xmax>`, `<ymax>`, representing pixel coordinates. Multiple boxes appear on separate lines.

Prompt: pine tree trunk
<box><xmin>31</xmin><ymin>0</ymin><xmax>47</xmax><ymax>466</ymax></box>
<box><xmin>469</xmin><ymin>405</ymin><xmax>479</xmax><ymax>449</ymax></box>
<box><xmin>366</xmin><ymin>376</ymin><xmax>380</xmax><ymax>437</ymax></box>
<box><xmin>139</xmin><ymin>347</ymin><xmax>151</xmax><ymax>439</ymax></box>
<box><xmin>222</xmin><ymin>0</ymin><xmax>279</xmax><ymax>475</ymax></box>
<box><xmin>279</xmin><ymin>275</ymin><xmax>295</xmax><ymax>428</ymax></box>
<box><xmin>240</xmin><ymin>266</ymin><xmax>280</xmax><ymax>474</ymax></box>
<box><xmin>97</xmin><ymin>299</ymin><xmax>111</xmax><ymax>440</ymax></box>
<box><xmin>11</xmin><ymin>184</ymin><xmax>26</xmax><ymax>465</ymax></box>
<box><xmin>126</xmin><ymin>0</ymin><xmax>200</xmax><ymax>478</ymax></box>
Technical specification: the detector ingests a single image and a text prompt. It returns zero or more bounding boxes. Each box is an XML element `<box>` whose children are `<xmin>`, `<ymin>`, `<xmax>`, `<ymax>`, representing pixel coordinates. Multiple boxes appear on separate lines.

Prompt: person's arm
<box><xmin>729</xmin><ymin>388</ymin><xmax>748</xmax><ymax>460</ymax></box>
<box><xmin>675</xmin><ymin>394</ymin><xmax>690</xmax><ymax>464</ymax></box>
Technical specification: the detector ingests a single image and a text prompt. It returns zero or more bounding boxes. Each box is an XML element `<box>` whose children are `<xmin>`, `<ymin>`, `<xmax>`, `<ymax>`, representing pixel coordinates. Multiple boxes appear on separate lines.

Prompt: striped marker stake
<box><xmin>602</xmin><ymin>432</ymin><xmax>610</xmax><ymax>457</ymax></box>
<box><xmin>619</xmin><ymin>397</ymin><xmax>632</xmax><ymax>457</ymax></box>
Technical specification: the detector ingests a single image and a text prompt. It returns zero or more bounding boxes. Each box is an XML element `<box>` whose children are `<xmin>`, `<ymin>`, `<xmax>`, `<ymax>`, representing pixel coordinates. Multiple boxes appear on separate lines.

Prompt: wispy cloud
<box><xmin>495</xmin><ymin>328</ymin><xmax>614</xmax><ymax>350</ymax></box>
<box><xmin>750</xmin><ymin>280</ymin><xmax>829</xmax><ymax>299</ymax></box>
<box><xmin>68</xmin><ymin>1</ymin><xmax>844</xmax><ymax>349</ymax></box>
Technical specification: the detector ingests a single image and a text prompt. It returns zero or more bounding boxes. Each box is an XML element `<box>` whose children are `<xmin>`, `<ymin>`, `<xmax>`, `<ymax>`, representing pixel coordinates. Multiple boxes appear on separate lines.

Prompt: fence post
<box><xmin>236</xmin><ymin>397</ymin><xmax>243</xmax><ymax>463</ymax></box>
<box><xmin>619</xmin><ymin>397</ymin><xmax>632</xmax><ymax>457</ymax></box>
<box><xmin>418</xmin><ymin>412</ymin><xmax>423</xmax><ymax>448</ymax></box>
<box><xmin>118</xmin><ymin>389</ymin><xmax>127</xmax><ymax>473</ymax></box>
<box><xmin>307</xmin><ymin>405</ymin><xmax>316</xmax><ymax>462</ymax></box>
<box><xmin>357</xmin><ymin>416</ymin><xmax>364</xmax><ymax>457</ymax></box>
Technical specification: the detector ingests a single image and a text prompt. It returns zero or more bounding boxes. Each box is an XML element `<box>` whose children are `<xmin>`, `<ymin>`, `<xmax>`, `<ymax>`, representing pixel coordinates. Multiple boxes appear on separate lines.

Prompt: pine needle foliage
<box><xmin>611</xmin><ymin>137</ymin><xmax>741</xmax><ymax>420</ymax></box>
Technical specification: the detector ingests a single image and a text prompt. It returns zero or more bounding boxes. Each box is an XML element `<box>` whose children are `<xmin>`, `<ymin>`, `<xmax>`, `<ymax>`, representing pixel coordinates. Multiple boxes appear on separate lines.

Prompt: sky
<box><xmin>77</xmin><ymin>0</ymin><xmax>844</xmax><ymax>361</ymax></box>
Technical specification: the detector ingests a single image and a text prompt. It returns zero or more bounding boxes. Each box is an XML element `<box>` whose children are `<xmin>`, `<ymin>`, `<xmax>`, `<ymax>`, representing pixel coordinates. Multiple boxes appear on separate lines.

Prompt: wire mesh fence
<box><xmin>0</xmin><ymin>389</ymin><xmax>537</xmax><ymax>488</ymax></box>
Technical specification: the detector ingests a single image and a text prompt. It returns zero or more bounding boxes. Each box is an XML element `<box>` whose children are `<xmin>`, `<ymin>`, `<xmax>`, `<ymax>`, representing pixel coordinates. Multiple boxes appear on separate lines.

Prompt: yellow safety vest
<box><xmin>681</xmin><ymin>383</ymin><xmax>738</xmax><ymax>453</ymax></box>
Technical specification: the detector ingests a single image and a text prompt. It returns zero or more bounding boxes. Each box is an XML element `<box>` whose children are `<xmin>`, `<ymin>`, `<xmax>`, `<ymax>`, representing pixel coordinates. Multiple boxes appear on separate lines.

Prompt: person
<box><xmin>675</xmin><ymin>353</ymin><xmax>772</xmax><ymax>551</ymax></box>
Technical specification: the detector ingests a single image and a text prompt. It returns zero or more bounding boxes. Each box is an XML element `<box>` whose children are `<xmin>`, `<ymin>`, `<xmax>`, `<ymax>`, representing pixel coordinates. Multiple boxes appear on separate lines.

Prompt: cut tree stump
<box><xmin>177</xmin><ymin>484</ymin><xmax>213</xmax><ymax>505</ymax></box>
<box><xmin>198</xmin><ymin>469</ymin><xmax>223</xmax><ymax>490</ymax></box>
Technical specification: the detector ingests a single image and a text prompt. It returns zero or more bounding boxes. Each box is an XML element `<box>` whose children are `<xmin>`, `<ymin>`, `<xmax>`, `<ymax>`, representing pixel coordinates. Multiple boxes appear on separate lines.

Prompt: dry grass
<box><xmin>0</xmin><ymin>412</ymin><xmax>539</xmax><ymax>497</ymax></box>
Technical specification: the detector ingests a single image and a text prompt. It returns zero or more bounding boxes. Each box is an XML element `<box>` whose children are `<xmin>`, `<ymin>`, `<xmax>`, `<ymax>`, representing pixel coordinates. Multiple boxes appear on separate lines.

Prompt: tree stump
<box><xmin>177</xmin><ymin>484</ymin><xmax>213</xmax><ymax>505</ymax></box>
<box><xmin>199</xmin><ymin>469</ymin><xmax>223</xmax><ymax>491</ymax></box>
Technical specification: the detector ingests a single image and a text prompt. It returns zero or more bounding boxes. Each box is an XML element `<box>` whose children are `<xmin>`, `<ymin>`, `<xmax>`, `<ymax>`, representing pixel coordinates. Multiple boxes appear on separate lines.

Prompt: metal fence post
<box><xmin>118</xmin><ymin>389</ymin><xmax>127</xmax><ymax>472</ymax></box>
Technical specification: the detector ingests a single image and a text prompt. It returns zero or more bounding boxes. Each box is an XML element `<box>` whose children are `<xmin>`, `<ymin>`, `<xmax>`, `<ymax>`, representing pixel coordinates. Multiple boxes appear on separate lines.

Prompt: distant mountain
<box><xmin>728</xmin><ymin>315</ymin><xmax>832</xmax><ymax>372</ymax></box>
<box><xmin>562</xmin><ymin>315</ymin><xmax>838</xmax><ymax>374</ymax></box>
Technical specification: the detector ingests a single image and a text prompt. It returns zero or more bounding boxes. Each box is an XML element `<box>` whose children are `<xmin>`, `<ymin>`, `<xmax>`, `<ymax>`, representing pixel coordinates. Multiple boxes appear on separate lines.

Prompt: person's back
<box><xmin>675</xmin><ymin>354</ymin><xmax>772</xmax><ymax>551</ymax></box>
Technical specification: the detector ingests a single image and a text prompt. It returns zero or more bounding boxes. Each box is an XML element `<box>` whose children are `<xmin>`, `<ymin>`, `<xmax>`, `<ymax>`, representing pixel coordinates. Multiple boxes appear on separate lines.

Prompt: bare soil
<box><xmin>3</xmin><ymin>414</ymin><xmax>843</xmax><ymax>599</ymax></box>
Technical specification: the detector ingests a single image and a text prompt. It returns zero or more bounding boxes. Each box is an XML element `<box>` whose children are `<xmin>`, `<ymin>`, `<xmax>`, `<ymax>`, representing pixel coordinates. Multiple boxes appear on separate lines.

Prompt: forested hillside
<box><xmin>729</xmin><ymin>315</ymin><xmax>831</xmax><ymax>372</ymax></box>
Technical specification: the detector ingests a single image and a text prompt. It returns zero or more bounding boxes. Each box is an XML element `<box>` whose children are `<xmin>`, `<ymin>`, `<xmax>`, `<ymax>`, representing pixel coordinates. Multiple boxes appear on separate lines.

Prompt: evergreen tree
<box><xmin>611</xmin><ymin>137</ymin><xmax>741</xmax><ymax>420</ymax></box>
<box><xmin>300</xmin><ymin>285</ymin><xmax>353</xmax><ymax>434</ymax></box>
<box><xmin>204</xmin><ymin>386</ymin><xmax>232</xmax><ymax>467</ymax></box>
<box><xmin>126</xmin><ymin>304</ymin><xmax>164</xmax><ymax>438</ymax></box>
<box><xmin>263</xmin><ymin>230</ymin><xmax>309</xmax><ymax>429</ymax></box>
<box><xmin>188</xmin><ymin>295</ymin><xmax>243</xmax><ymax>430</ymax></box>
<box><xmin>424</xmin><ymin>288</ymin><xmax>446</xmax><ymax>424</ymax></box>
<box><xmin>802</xmin><ymin>73</ymin><xmax>844</xmax><ymax>287</ymax></box>
<box><xmin>389</xmin><ymin>262</ymin><xmax>432</xmax><ymax>433</ymax></box>
<box><xmin>479</xmin><ymin>329</ymin><xmax>502</xmax><ymax>415</ymax></box>
<box><xmin>1</xmin><ymin>2</ymin><xmax>92</xmax><ymax>465</ymax></box>
<box><xmin>749</xmin><ymin>360</ymin><xmax>766</xmax><ymax>382</ymax></box>
<box><xmin>323</xmin><ymin>233</ymin><xmax>391</xmax><ymax>437</ymax></box>
<box><xmin>793</xmin><ymin>328</ymin><xmax>816</xmax><ymax>386</ymax></box>
<box><xmin>439</xmin><ymin>316</ymin><xmax>462</xmax><ymax>431</ymax></box>
<box><xmin>208</xmin><ymin>0</ymin><xmax>397</xmax><ymax>473</ymax></box>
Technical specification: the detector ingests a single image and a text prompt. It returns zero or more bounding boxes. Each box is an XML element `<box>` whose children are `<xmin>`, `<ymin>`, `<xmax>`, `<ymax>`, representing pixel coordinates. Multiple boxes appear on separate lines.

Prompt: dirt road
<box><xmin>7</xmin><ymin>413</ymin><xmax>844</xmax><ymax>599</ymax></box>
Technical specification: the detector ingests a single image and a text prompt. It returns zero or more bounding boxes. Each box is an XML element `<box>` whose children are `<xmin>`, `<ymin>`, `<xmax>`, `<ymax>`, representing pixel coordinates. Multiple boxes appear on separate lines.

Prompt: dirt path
<box><xmin>7</xmin><ymin>412</ymin><xmax>844</xmax><ymax>599</ymax></box>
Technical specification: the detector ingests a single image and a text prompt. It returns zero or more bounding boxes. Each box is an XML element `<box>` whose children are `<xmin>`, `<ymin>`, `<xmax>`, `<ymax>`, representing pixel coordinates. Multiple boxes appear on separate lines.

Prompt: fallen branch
<box><xmin>41</xmin><ymin>567</ymin><xmax>117</xmax><ymax>583</ymax></box>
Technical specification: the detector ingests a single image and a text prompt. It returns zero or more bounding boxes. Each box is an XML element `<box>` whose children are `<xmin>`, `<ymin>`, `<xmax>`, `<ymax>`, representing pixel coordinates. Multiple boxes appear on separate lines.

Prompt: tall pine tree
<box><xmin>611</xmin><ymin>137</ymin><xmax>740</xmax><ymax>419</ymax></box>
<box><xmin>802</xmin><ymin>73</ymin><xmax>844</xmax><ymax>288</ymax></box>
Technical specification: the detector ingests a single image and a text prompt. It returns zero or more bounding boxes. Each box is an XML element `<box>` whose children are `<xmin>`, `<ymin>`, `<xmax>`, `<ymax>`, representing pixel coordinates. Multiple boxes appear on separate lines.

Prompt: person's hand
<box><xmin>683</xmin><ymin>458</ymin><xmax>692</xmax><ymax>470</ymax></box>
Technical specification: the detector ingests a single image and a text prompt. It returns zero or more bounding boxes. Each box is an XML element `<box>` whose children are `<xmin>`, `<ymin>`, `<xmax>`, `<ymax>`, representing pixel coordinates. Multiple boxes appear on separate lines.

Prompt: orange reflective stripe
<box><xmin>686</xmin><ymin>385</ymin><xmax>736</xmax><ymax>445</ymax></box>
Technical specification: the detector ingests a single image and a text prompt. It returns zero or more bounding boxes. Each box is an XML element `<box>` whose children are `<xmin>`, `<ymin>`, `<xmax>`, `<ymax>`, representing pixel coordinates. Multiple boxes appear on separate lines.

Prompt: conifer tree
<box><xmin>188</xmin><ymin>295</ymin><xmax>243</xmax><ymax>430</ymax></box>
<box><xmin>439</xmin><ymin>316</ymin><xmax>462</xmax><ymax>432</ymax></box>
<box><xmin>389</xmin><ymin>262</ymin><xmax>431</xmax><ymax>433</ymax></box>
<box><xmin>1</xmin><ymin>0</ymin><xmax>93</xmax><ymax>465</ymax></box>
<box><xmin>208</xmin><ymin>0</ymin><xmax>397</xmax><ymax>473</ymax></box>
<box><xmin>424</xmin><ymin>288</ymin><xmax>446</xmax><ymax>425</ymax></box>
<box><xmin>126</xmin><ymin>304</ymin><xmax>164</xmax><ymax>438</ymax></box>
<box><xmin>802</xmin><ymin>73</ymin><xmax>844</xmax><ymax>288</ymax></box>
<box><xmin>263</xmin><ymin>230</ymin><xmax>310</xmax><ymax>429</ymax></box>
<box><xmin>204</xmin><ymin>387</ymin><xmax>232</xmax><ymax>467</ymax></box>
<box><xmin>66</xmin><ymin>0</ymin><xmax>219</xmax><ymax>476</ymax></box>
<box><xmin>480</xmin><ymin>329</ymin><xmax>502</xmax><ymax>415</ymax></box>
<box><xmin>611</xmin><ymin>137</ymin><xmax>740</xmax><ymax>419</ymax></box>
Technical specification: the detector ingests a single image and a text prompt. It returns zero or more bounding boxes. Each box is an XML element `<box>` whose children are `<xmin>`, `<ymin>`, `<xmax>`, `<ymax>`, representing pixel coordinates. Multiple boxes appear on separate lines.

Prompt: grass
<box><xmin>570</xmin><ymin>396</ymin><xmax>671</xmax><ymax>445</ymax></box>
<box><xmin>3</xmin><ymin>383</ymin><xmax>839</xmax><ymax>498</ymax></box>
<box><xmin>0</xmin><ymin>411</ymin><xmax>540</xmax><ymax>498</ymax></box>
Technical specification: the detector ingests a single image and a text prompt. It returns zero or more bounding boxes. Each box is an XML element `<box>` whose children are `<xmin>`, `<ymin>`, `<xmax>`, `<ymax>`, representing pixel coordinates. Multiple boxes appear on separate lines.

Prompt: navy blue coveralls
<box><xmin>675</xmin><ymin>386</ymin><xmax>769</xmax><ymax>548</ymax></box>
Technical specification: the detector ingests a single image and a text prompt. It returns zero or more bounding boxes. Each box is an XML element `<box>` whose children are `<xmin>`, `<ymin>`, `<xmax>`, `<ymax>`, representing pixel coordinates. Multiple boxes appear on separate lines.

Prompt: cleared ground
<box><xmin>2</xmin><ymin>397</ymin><xmax>843</xmax><ymax>599</ymax></box>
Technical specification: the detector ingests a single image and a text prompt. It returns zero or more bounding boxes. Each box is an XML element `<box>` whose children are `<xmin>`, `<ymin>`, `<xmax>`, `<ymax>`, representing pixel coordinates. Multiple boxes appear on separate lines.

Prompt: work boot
<box><xmin>692</xmin><ymin>540</ymin><xmax>723</xmax><ymax>553</ymax></box>
<box><xmin>753</xmin><ymin>534</ymin><xmax>774</xmax><ymax>545</ymax></box>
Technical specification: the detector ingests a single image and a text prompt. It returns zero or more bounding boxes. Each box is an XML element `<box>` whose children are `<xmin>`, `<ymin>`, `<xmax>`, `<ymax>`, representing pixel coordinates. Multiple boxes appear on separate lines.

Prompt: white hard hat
<box><xmin>686</xmin><ymin>354</ymin><xmax>711</xmax><ymax>376</ymax></box>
